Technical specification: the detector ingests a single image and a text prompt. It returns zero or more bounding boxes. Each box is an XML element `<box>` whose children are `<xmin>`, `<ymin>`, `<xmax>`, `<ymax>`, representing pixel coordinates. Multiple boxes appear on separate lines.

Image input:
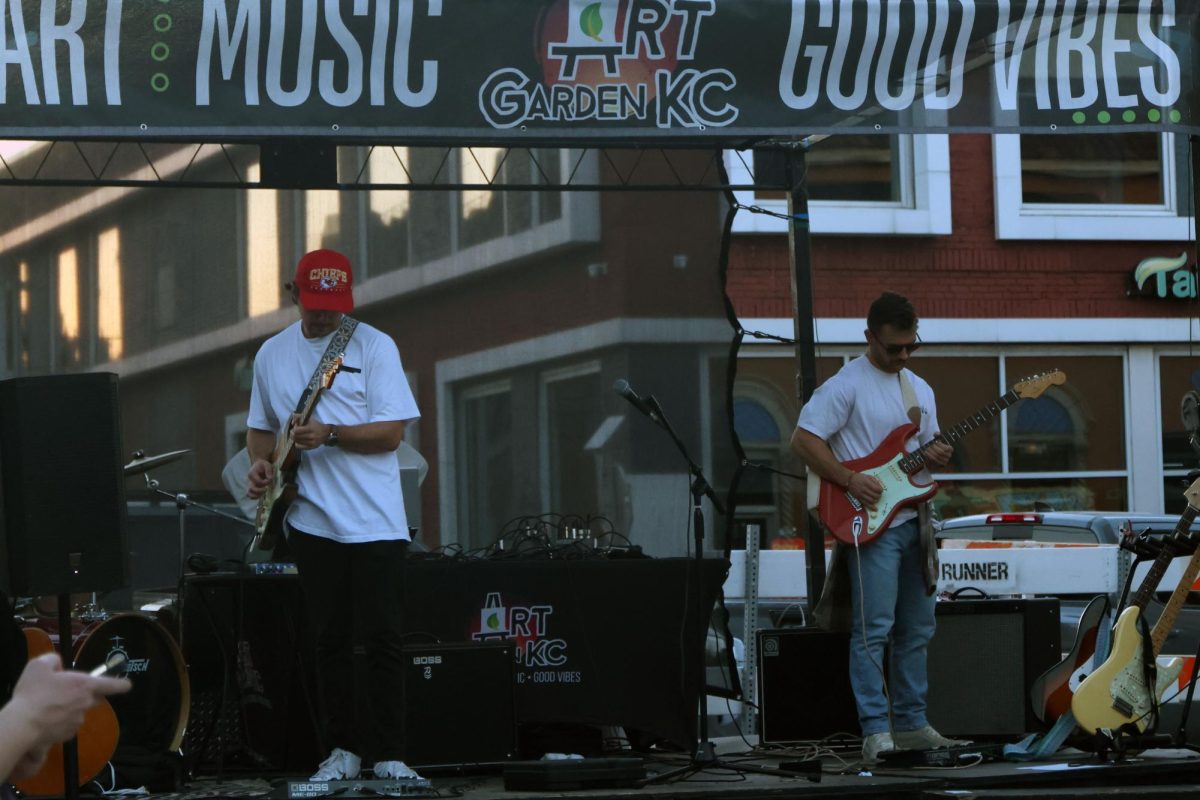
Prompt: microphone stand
<box><xmin>633</xmin><ymin>395</ymin><xmax>817</xmax><ymax>785</ymax></box>
<box><xmin>143</xmin><ymin>474</ymin><xmax>255</xmax><ymax>646</ymax></box>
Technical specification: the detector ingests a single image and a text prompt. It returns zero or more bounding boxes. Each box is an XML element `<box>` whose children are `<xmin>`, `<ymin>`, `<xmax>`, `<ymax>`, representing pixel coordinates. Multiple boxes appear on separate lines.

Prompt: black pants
<box><xmin>288</xmin><ymin>529</ymin><xmax>408</xmax><ymax>762</ymax></box>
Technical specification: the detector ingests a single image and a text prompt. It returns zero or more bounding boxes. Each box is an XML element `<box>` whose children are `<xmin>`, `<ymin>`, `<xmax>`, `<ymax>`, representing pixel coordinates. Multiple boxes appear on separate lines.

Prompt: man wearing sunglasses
<box><xmin>790</xmin><ymin>291</ymin><xmax>959</xmax><ymax>764</ymax></box>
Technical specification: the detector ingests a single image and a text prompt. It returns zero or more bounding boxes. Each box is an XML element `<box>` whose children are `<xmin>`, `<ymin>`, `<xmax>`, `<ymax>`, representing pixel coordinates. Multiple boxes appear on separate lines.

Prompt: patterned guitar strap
<box><xmin>295</xmin><ymin>315</ymin><xmax>359</xmax><ymax>414</ymax></box>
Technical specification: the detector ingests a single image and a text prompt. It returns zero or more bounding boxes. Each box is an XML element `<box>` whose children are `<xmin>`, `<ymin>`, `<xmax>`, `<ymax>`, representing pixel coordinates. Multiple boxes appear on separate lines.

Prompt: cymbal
<box><xmin>123</xmin><ymin>449</ymin><xmax>190</xmax><ymax>476</ymax></box>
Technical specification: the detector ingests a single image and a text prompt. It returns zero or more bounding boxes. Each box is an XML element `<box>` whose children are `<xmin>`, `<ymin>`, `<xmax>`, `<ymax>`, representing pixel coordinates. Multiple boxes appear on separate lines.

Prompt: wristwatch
<box><xmin>325</xmin><ymin>425</ymin><xmax>339</xmax><ymax>447</ymax></box>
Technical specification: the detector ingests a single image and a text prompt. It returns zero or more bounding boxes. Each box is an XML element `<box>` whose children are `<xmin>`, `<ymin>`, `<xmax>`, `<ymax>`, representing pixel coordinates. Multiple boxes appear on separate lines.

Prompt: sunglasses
<box><xmin>872</xmin><ymin>331</ymin><xmax>922</xmax><ymax>355</ymax></box>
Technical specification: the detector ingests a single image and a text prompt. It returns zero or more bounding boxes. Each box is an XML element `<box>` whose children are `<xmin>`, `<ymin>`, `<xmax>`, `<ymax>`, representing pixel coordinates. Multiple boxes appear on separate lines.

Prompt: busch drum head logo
<box><xmin>479</xmin><ymin>0</ymin><xmax>735</xmax><ymax>130</ymax></box>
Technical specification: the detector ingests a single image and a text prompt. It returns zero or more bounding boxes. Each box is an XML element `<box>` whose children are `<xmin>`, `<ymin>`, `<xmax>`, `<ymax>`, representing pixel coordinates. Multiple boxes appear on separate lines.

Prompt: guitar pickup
<box><xmin>1112</xmin><ymin>696</ymin><xmax>1134</xmax><ymax>718</ymax></box>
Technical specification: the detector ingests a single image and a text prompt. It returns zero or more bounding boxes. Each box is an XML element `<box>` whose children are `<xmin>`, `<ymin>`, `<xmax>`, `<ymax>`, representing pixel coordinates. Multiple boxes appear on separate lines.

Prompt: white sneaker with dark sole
<box><xmin>311</xmin><ymin>748</ymin><xmax>362</xmax><ymax>781</ymax></box>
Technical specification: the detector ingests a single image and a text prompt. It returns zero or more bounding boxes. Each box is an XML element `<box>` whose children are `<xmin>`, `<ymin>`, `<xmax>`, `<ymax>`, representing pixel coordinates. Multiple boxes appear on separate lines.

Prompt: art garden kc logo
<box><xmin>478</xmin><ymin>0</ymin><xmax>735</xmax><ymax>131</ymax></box>
<box><xmin>471</xmin><ymin>592</ymin><xmax>582</xmax><ymax>685</ymax></box>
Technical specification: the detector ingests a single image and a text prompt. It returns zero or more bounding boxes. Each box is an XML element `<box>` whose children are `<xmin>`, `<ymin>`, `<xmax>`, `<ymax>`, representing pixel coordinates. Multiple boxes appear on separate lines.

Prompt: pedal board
<box><xmin>877</xmin><ymin>742</ymin><xmax>1003</xmax><ymax>768</ymax></box>
<box><xmin>285</xmin><ymin>778</ymin><xmax>434</xmax><ymax>798</ymax></box>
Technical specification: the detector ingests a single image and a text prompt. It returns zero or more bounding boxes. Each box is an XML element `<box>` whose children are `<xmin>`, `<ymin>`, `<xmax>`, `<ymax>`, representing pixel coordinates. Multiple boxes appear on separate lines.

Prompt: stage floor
<box><xmin>115</xmin><ymin>737</ymin><xmax>1200</xmax><ymax>800</ymax></box>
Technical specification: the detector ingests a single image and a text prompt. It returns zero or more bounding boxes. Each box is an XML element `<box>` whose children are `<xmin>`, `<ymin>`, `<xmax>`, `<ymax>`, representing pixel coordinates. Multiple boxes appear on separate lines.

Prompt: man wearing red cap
<box><xmin>245</xmin><ymin>249</ymin><xmax>421</xmax><ymax>782</ymax></box>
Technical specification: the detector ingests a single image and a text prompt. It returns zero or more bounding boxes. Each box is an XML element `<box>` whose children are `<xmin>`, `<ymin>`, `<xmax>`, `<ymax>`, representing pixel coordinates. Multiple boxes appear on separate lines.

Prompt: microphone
<box><xmin>613</xmin><ymin>379</ymin><xmax>657</xmax><ymax>421</ymax></box>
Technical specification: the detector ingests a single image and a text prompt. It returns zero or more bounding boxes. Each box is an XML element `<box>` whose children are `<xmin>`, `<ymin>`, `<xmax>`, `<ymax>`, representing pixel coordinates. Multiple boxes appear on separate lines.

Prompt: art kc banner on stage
<box><xmin>0</xmin><ymin>0</ymin><xmax>1196</xmax><ymax>143</ymax></box>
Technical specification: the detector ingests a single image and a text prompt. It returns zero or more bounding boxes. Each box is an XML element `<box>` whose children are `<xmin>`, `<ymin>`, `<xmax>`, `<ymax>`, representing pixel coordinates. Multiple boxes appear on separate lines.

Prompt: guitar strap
<box><xmin>294</xmin><ymin>315</ymin><xmax>359</xmax><ymax>414</ymax></box>
<box><xmin>898</xmin><ymin>370</ymin><xmax>921</xmax><ymax>427</ymax></box>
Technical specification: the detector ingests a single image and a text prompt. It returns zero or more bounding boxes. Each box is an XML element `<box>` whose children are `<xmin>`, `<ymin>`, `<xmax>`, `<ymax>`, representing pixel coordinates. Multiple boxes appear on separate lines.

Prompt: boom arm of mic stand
<box><xmin>645</xmin><ymin>396</ymin><xmax>725</xmax><ymax>515</ymax></box>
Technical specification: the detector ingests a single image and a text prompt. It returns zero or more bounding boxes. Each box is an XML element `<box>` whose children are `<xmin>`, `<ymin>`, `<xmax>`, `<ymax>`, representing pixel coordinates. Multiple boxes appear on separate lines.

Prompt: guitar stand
<box><xmin>1085</xmin><ymin>523</ymin><xmax>1200</xmax><ymax>761</ymax></box>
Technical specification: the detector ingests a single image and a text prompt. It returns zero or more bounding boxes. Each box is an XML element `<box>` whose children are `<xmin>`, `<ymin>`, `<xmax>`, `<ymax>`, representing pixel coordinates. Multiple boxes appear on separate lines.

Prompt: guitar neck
<box><xmin>278</xmin><ymin>388</ymin><xmax>326</xmax><ymax>461</ymax></box>
<box><xmin>900</xmin><ymin>388</ymin><xmax>1020</xmax><ymax>475</ymax></box>
<box><xmin>1129</xmin><ymin>503</ymin><xmax>1200</xmax><ymax>626</ymax></box>
<box><xmin>1148</xmin><ymin>505</ymin><xmax>1200</xmax><ymax>655</ymax></box>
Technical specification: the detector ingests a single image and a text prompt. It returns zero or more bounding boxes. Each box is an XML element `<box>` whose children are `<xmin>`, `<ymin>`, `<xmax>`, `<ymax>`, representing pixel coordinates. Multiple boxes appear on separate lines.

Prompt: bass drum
<box><xmin>73</xmin><ymin>613</ymin><xmax>190</xmax><ymax>753</ymax></box>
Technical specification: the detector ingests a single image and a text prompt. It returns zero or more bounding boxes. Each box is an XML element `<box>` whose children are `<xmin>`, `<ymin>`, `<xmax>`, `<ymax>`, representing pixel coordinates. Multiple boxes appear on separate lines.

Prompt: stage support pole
<box><xmin>785</xmin><ymin>143</ymin><xmax>824</xmax><ymax>617</ymax></box>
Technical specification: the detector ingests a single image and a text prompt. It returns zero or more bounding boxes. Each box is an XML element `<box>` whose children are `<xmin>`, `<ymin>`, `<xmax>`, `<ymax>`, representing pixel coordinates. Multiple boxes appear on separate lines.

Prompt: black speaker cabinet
<box><xmin>181</xmin><ymin>575</ymin><xmax>321</xmax><ymax>773</ymax></box>
<box><xmin>402</xmin><ymin>641</ymin><xmax>516</xmax><ymax>768</ymax></box>
<box><xmin>927</xmin><ymin>598</ymin><xmax>1061</xmax><ymax>737</ymax></box>
<box><xmin>757</xmin><ymin>628</ymin><xmax>860</xmax><ymax>743</ymax></box>
<box><xmin>0</xmin><ymin>373</ymin><xmax>128</xmax><ymax>596</ymax></box>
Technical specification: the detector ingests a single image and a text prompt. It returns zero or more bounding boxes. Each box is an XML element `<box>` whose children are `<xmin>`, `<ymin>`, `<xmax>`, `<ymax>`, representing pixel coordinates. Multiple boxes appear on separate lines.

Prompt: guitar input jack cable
<box><xmin>852</xmin><ymin>534</ymin><xmax>898</xmax><ymax>755</ymax></box>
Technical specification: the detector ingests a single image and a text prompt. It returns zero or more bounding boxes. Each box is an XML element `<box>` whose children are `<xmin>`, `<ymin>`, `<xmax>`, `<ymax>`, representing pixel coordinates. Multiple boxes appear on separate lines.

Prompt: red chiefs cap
<box><xmin>293</xmin><ymin>249</ymin><xmax>354</xmax><ymax>313</ymax></box>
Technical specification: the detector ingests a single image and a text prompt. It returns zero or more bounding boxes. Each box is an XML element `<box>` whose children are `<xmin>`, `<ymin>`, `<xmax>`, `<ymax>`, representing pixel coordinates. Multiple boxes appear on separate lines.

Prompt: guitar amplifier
<box><xmin>401</xmin><ymin>641</ymin><xmax>517</xmax><ymax>768</ymax></box>
<box><xmin>757</xmin><ymin>628</ymin><xmax>860</xmax><ymax>742</ymax></box>
<box><xmin>927</xmin><ymin>598</ymin><xmax>1061</xmax><ymax>736</ymax></box>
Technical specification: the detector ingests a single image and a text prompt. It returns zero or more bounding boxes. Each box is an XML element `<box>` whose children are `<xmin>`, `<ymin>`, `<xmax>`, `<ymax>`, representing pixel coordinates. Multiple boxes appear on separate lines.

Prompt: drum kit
<box><xmin>10</xmin><ymin>446</ymin><xmax>253</xmax><ymax>794</ymax></box>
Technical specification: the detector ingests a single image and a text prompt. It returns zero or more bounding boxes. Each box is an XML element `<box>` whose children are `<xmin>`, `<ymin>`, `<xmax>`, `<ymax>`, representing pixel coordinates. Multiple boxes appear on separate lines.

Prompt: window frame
<box><xmin>992</xmin><ymin>133</ymin><xmax>1192</xmax><ymax>241</ymax></box>
<box><xmin>726</xmin><ymin>134</ymin><xmax>952</xmax><ymax>235</ymax></box>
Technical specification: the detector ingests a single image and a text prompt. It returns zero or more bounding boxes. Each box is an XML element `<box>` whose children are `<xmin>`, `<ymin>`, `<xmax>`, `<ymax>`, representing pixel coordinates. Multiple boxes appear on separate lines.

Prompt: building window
<box><xmin>96</xmin><ymin>227</ymin><xmax>123</xmax><ymax>362</ymax></box>
<box><xmin>731</xmin><ymin>353</ymin><xmax>842</xmax><ymax>550</ymax></box>
<box><xmin>993</xmin><ymin>133</ymin><xmax>1191</xmax><ymax>240</ymax></box>
<box><xmin>459</xmin><ymin>381</ymin><xmax>516</xmax><ymax>550</ymax></box>
<box><xmin>1160</xmin><ymin>355</ymin><xmax>1200</xmax><ymax>514</ymax></box>
<box><xmin>739</xmin><ymin>349</ymin><xmax>1130</xmax><ymax>522</ymax></box>
<box><xmin>245</xmin><ymin>163</ymin><xmax>282</xmax><ymax>318</ymax></box>
<box><xmin>540</xmin><ymin>363</ymin><xmax>603</xmax><ymax>517</ymax></box>
<box><xmin>726</xmin><ymin>135</ymin><xmax>951</xmax><ymax>235</ymax></box>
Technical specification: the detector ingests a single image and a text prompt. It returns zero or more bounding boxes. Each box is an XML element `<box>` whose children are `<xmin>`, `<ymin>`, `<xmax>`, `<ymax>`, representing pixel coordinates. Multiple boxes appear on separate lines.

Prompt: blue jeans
<box><xmin>845</xmin><ymin>518</ymin><xmax>936</xmax><ymax>736</ymax></box>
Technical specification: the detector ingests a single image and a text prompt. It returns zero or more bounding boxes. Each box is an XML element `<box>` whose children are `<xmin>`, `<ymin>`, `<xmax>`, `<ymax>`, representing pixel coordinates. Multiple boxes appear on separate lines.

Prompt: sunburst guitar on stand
<box><xmin>1071</xmin><ymin>476</ymin><xmax>1200</xmax><ymax>734</ymax></box>
<box><xmin>817</xmin><ymin>370</ymin><xmax>1067</xmax><ymax>546</ymax></box>
<box><xmin>253</xmin><ymin>357</ymin><xmax>343</xmax><ymax>551</ymax></box>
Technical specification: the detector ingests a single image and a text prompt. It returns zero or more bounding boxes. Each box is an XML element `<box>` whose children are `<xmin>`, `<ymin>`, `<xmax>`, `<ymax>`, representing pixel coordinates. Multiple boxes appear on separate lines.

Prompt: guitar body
<box><xmin>1030</xmin><ymin>593</ymin><xmax>1108</xmax><ymax>725</ymax></box>
<box><xmin>812</xmin><ymin>370</ymin><xmax>1066</xmax><ymax>547</ymax></box>
<box><xmin>13</xmin><ymin>628</ymin><xmax>119</xmax><ymax>797</ymax></box>
<box><xmin>252</xmin><ymin>357</ymin><xmax>343</xmax><ymax>551</ymax></box>
<box><xmin>253</xmin><ymin>461</ymin><xmax>299</xmax><ymax>551</ymax></box>
<box><xmin>818</xmin><ymin>423</ymin><xmax>937</xmax><ymax>546</ymax></box>
<box><xmin>1071</xmin><ymin>606</ymin><xmax>1183</xmax><ymax>733</ymax></box>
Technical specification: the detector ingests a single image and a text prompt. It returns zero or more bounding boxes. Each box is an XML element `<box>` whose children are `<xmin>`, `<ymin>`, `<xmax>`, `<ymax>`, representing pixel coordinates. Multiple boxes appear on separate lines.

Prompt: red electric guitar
<box><xmin>817</xmin><ymin>369</ymin><xmax>1066</xmax><ymax>546</ymax></box>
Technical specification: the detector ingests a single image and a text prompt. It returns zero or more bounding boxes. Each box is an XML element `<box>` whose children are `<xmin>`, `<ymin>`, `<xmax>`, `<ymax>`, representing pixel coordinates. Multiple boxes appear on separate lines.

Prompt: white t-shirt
<box><xmin>797</xmin><ymin>355</ymin><xmax>942</xmax><ymax>527</ymax></box>
<box><xmin>247</xmin><ymin>320</ymin><xmax>420</xmax><ymax>543</ymax></box>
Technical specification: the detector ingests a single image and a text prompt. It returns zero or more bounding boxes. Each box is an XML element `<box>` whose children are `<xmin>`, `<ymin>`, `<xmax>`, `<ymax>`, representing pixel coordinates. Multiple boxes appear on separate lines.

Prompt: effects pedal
<box><xmin>253</xmin><ymin>562</ymin><xmax>298</xmax><ymax>575</ymax></box>
<box><xmin>286</xmin><ymin>778</ymin><xmax>434</xmax><ymax>798</ymax></box>
<box><xmin>877</xmin><ymin>742</ymin><xmax>1003</xmax><ymax>768</ymax></box>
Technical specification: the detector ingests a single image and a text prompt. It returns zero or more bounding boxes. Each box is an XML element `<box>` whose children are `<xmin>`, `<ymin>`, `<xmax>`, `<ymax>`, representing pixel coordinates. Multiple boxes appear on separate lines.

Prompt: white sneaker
<box><xmin>373</xmin><ymin>760</ymin><xmax>422</xmax><ymax>780</ymax></box>
<box><xmin>894</xmin><ymin>725</ymin><xmax>970</xmax><ymax>750</ymax></box>
<box><xmin>862</xmin><ymin>731</ymin><xmax>895</xmax><ymax>764</ymax></box>
<box><xmin>310</xmin><ymin>748</ymin><xmax>362</xmax><ymax>781</ymax></box>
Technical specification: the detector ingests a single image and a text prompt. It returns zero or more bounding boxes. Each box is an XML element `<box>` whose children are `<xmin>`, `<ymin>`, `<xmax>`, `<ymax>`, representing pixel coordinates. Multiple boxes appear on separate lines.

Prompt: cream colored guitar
<box><xmin>1071</xmin><ymin>476</ymin><xmax>1200</xmax><ymax>733</ymax></box>
<box><xmin>253</xmin><ymin>357</ymin><xmax>342</xmax><ymax>551</ymax></box>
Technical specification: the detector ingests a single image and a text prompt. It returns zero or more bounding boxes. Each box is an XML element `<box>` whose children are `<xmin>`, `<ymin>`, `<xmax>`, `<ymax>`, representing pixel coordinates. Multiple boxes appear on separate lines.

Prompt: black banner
<box><xmin>0</xmin><ymin>0</ymin><xmax>1195</xmax><ymax>142</ymax></box>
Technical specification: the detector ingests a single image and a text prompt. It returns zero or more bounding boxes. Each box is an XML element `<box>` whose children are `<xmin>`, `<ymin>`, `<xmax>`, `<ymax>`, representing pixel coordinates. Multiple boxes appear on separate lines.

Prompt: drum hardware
<box><xmin>123</xmin><ymin>448</ymin><xmax>191</xmax><ymax>477</ymax></box>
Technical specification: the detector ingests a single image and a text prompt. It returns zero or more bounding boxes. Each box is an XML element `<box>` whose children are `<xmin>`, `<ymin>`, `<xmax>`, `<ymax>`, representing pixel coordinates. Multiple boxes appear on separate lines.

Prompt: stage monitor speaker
<box><xmin>0</xmin><ymin>373</ymin><xmax>128</xmax><ymax>596</ymax></box>
<box><xmin>401</xmin><ymin>641</ymin><xmax>516</xmax><ymax>768</ymax></box>
<box><xmin>927</xmin><ymin>598</ymin><xmax>1061</xmax><ymax>737</ymax></box>
<box><xmin>757</xmin><ymin>628</ymin><xmax>859</xmax><ymax>743</ymax></box>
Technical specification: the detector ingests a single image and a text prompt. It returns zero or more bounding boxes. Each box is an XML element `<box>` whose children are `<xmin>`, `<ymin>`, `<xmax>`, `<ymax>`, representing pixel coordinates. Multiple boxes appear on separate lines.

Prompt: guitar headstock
<box><xmin>1184</xmin><ymin>474</ymin><xmax>1200</xmax><ymax>512</ymax></box>
<box><xmin>321</xmin><ymin>356</ymin><xmax>344</xmax><ymax>390</ymax></box>
<box><xmin>1013</xmin><ymin>370</ymin><xmax>1066</xmax><ymax>400</ymax></box>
